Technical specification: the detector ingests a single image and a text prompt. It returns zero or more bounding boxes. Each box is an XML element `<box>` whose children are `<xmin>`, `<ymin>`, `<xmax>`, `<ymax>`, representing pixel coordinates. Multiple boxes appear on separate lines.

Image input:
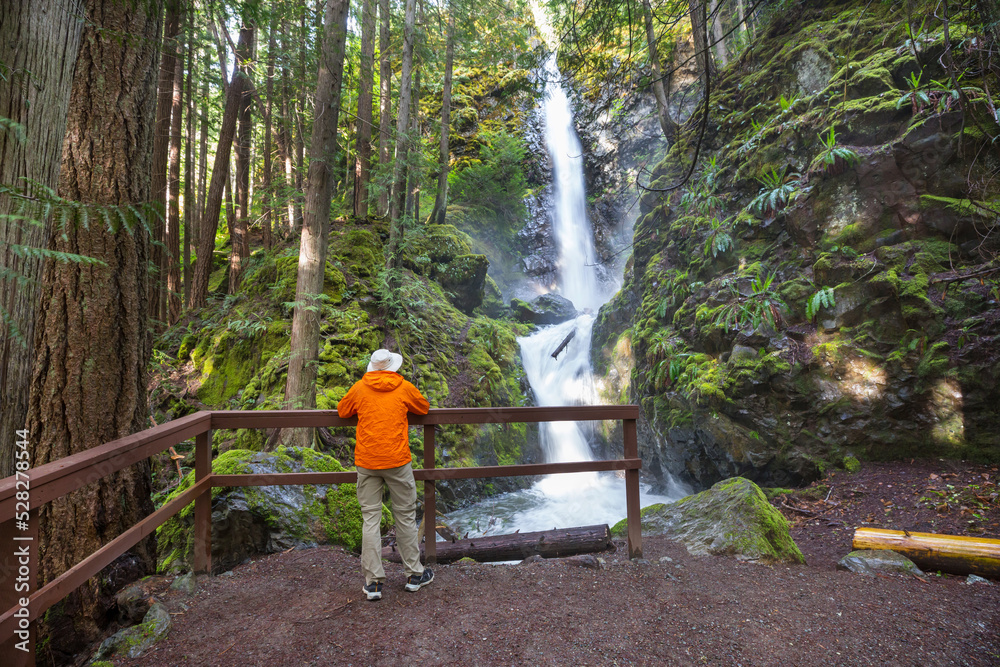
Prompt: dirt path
<box><xmin>113</xmin><ymin>461</ymin><xmax>1000</xmax><ymax>666</ymax></box>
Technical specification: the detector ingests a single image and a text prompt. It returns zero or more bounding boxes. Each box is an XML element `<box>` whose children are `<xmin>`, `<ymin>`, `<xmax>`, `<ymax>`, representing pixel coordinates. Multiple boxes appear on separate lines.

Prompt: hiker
<box><xmin>337</xmin><ymin>348</ymin><xmax>434</xmax><ymax>601</ymax></box>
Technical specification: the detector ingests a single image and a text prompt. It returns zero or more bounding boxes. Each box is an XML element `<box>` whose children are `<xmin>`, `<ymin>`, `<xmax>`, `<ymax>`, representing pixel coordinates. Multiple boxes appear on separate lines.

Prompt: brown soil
<box><xmin>114</xmin><ymin>460</ymin><xmax>1000</xmax><ymax>667</ymax></box>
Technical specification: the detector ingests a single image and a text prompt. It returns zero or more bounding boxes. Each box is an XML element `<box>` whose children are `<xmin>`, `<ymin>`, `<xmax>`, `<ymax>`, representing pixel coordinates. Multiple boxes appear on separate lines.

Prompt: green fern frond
<box><xmin>8</xmin><ymin>244</ymin><xmax>108</xmax><ymax>268</ymax></box>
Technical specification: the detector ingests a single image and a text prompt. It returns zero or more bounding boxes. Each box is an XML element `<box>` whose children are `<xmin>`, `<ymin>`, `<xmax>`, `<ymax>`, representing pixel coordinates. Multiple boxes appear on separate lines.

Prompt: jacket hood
<box><xmin>362</xmin><ymin>370</ymin><xmax>403</xmax><ymax>392</ymax></box>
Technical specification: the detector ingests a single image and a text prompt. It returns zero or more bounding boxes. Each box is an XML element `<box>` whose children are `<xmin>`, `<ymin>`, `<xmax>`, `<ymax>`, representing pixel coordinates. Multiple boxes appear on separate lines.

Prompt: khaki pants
<box><xmin>355</xmin><ymin>463</ymin><xmax>424</xmax><ymax>585</ymax></box>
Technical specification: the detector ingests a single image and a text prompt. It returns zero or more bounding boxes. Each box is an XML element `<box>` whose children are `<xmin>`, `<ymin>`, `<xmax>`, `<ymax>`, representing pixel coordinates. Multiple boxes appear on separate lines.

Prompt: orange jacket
<box><xmin>337</xmin><ymin>371</ymin><xmax>430</xmax><ymax>470</ymax></box>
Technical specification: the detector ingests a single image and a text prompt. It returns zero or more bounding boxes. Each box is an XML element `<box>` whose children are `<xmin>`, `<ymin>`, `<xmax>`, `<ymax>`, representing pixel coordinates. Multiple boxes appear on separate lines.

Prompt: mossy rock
<box><xmin>611</xmin><ymin>477</ymin><xmax>804</xmax><ymax>564</ymax></box>
<box><xmin>155</xmin><ymin>447</ymin><xmax>391</xmax><ymax>574</ymax></box>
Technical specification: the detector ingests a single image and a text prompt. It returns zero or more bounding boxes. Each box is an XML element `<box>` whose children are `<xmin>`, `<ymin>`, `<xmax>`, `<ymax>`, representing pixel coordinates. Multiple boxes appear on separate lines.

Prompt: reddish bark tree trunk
<box><xmin>230</xmin><ymin>20</ymin><xmax>255</xmax><ymax>293</ymax></box>
<box><xmin>430</xmin><ymin>5</ymin><xmax>455</xmax><ymax>226</ymax></box>
<box><xmin>353</xmin><ymin>0</ymin><xmax>376</xmax><ymax>219</ymax></box>
<box><xmin>151</xmin><ymin>0</ymin><xmax>181</xmax><ymax>327</ymax></box>
<box><xmin>189</xmin><ymin>29</ymin><xmax>252</xmax><ymax>309</ymax></box>
<box><xmin>0</xmin><ymin>0</ymin><xmax>83</xmax><ymax>476</ymax></box>
<box><xmin>377</xmin><ymin>0</ymin><xmax>392</xmax><ymax>218</ymax></box>
<box><xmin>27</xmin><ymin>0</ymin><xmax>162</xmax><ymax>658</ymax></box>
<box><xmin>167</xmin><ymin>26</ymin><xmax>185</xmax><ymax>323</ymax></box>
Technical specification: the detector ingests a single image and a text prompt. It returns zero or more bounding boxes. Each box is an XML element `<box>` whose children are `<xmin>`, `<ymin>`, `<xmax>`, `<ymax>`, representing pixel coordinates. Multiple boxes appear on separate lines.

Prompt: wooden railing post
<box><xmin>623</xmin><ymin>418</ymin><xmax>643</xmax><ymax>559</ymax></box>
<box><xmin>193</xmin><ymin>429</ymin><xmax>212</xmax><ymax>574</ymax></box>
<box><xmin>423</xmin><ymin>424</ymin><xmax>436</xmax><ymax>565</ymax></box>
<box><xmin>0</xmin><ymin>508</ymin><xmax>37</xmax><ymax>666</ymax></box>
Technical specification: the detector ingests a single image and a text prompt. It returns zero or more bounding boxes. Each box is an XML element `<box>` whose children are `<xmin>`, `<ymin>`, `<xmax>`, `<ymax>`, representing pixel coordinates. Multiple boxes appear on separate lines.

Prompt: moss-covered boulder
<box><xmin>91</xmin><ymin>602</ymin><xmax>171</xmax><ymax>660</ymax></box>
<box><xmin>612</xmin><ymin>477</ymin><xmax>804</xmax><ymax>564</ymax></box>
<box><xmin>156</xmin><ymin>447</ymin><xmax>391</xmax><ymax>574</ymax></box>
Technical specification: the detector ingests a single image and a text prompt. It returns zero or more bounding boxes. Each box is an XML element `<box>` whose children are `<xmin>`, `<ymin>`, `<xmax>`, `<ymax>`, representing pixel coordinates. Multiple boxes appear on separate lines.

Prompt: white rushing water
<box><xmin>445</xmin><ymin>52</ymin><xmax>684</xmax><ymax>538</ymax></box>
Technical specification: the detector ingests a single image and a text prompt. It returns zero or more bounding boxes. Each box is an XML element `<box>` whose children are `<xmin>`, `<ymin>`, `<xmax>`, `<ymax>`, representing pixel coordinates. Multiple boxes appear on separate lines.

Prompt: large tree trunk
<box><xmin>281</xmin><ymin>31</ymin><xmax>299</xmax><ymax>232</ymax></box>
<box><xmin>643</xmin><ymin>0</ymin><xmax>678</xmax><ymax>143</ymax></box>
<box><xmin>27</xmin><ymin>0</ymin><xmax>162</xmax><ymax>658</ymax></box>
<box><xmin>709</xmin><ymin>0</ymin><xmax>728</xmax><ymax>67</ymax></box>
<box><xmin>189</xmin><ymin>29</ymin><xmax>252</xmax><ymax>309</ymax></box>
<box><xmin>167</xmin><ymin>26</ymin><xmax>185</xmax><ymax>324</ymax></box>
<box><xmin>151</xmin><ymin>0</ymin><xmax>182</xmax><ymax>328</ymax></box>
<box><xmin>283</xmin><ymin>0</ymin><xmax>350</xmax><ymax>447</ymax></box>
<box><xmin>184</xmin><ymin>16</ymin><xmax>195</xmax><ymax>305</ymax></box>
<box><xmin>430</xmin><ymin>5</ymin><xmax>455</xmax><ymax>226</ymax></box>
<box><xmin>406</xmin><ymin>44</ymin><xmax>421</xmax><ymax>223</ymax></box>
<box><xmin>293</xmin><ymin>8</ymin><xmax>307</xmax><ymax>232</ymax></box>
<box><xmin>196</xmin><ymin>46</ymin><xmax>209</xmax><ymax>250</ymax></box>
<box><xmin>0</xmin><ymin>0</ymin><xmax>84</xmax><ymax>477</ymax></box>
<box><xmin>230</xmin><ymin>20</ymin><xmax>255</xmax><ymax>293</ymax></box>
<box><xmin>262</xmin><ymin>10</ymin><xmax>276</xmax><ymax>249</ymax></box>
<box><xmin>353</xmin><ymin>0</ymin><xmax>376</xmax><ymax>219</ymax></box>
<box><xmin>386</xmin><ymin>0</ymin><xmax>417</xmax><ymax>269</ymax></box>
<box><xmin>377</xmin><ymin>0</ymin><xmax>392</xmax><ymax>218</ymax></box>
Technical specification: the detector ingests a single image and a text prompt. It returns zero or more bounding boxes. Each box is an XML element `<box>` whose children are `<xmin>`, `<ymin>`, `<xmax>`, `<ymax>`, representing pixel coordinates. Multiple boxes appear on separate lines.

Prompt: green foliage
<box><xmin>714</xmin><ymin>271</ymin><xmax>787</xmax><ymax>333</ymax></box>
<box><xmin>748</xmin><ymin>168</ymin><xmax>801</xmax><ymax>218</ymax></box>
<box><xmin>809</xmin><ymin>128</ymin><xmax>860</xmax><ymax>175</ymax></box>
<box><xmin>896</xmin><ymin>71</ymin><xmax>986</xmax><ymax>113</ymax></box>
<box><xmin>703</xmin><ymin>218</ymin><xmax>734</xmax><ymax>258</ymax></box>
<box><xmin>778</xmin><ymin>92</ymin><xmax>799</xmax><ymax>112</ymax></box>
<box><xmin>448</xmin><ymin>130</ymin><xmax>527</xmax><ymax>228</ymax></box>
<box><xmin>805</xmin><ymin>287</ymin><xmax>836</xmax><ymax>321</ymax></box>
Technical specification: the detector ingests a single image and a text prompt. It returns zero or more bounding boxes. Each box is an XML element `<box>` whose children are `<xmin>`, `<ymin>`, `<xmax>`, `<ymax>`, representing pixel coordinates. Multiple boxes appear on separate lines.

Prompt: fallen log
<box><xmin>382</xmin><ymin>524</ymin><xmax>612</xmax><ymax>564</ymax></box>
<box><xmin>852</xmin><ymin>527</ymin><xmax>1000</xmax><ymax>578</ymax></box>
<box><xmin>550</xmin><ymin>329</ymin><xmax>576</xmax><ymax>359</ymax></box>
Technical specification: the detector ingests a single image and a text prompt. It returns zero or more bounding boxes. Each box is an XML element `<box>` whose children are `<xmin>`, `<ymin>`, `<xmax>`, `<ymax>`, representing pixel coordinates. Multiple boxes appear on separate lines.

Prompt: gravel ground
<box><xmin>110</xmin><ymin>460</ymin><xmax>1000</xmax><ymax>667</ymax></box>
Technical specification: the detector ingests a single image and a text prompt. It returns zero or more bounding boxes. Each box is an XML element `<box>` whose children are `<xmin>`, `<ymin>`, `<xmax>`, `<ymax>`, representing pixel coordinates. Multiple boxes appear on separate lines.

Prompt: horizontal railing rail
<box><xmin>0</xmin><ymin>406</ymin><xmax>642</xmax><ymax>663</ymax></box>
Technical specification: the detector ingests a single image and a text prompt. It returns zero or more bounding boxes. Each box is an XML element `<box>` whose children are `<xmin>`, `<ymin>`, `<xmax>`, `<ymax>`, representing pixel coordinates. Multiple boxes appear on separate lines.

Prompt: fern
<box><xmin>703</xmin><ymin>218</ymin><xmax>734</xmax><ymax>258</ymax></box>
<box><xmin>748</xmin><ymin>168</ymin><xmax>801</xmax><ymax>218</ymax></box>
<box><xmin>810</xmin><ymin>128</ymin><xmax>860</xmax><ymax>175</ymax></box>
<box><xmin>805</xmin><ymin>287</ymin><xmax>836</xmax><ymax>321</ymax></box>
<box><xmin>714</xmin><ymin>271</ymin><xmax>787</xmax><ymax>333</ymax></box>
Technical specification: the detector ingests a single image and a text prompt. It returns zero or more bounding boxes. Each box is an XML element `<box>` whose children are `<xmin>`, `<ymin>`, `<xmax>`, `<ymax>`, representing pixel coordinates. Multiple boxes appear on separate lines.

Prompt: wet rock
<box><xmin>169</xmin><ymin>572</ymin><xmax>198</xmax><ymax>595</ymax></box>
<box><xmin>966</xmin><ymin>574</ymin><xmax>992</xmax><ymax>586</ymax></box>
<box><xmin>91</xmin><ymin>602</ymin><xmax>171</xmax><ymax>660</ymax></box>
<box><xmin>114</xmin><ymin>583</ymin><xmax>152</xmax><ymax>625</ymax></box>
<box><xmin>157</xmin><ymin>447</ymin><xmax>381</xmax><ymax>575</ymax></box>
<box><xmin>837</xmin><ymin>549</ymin><xmax>924</xmax><ymax>576</ymax></box>
<box><xmin>510</xmin><ymin>293</ymin><xmax>578</xmax><ymax>324</ymax></box>
<box><xmin>614</xmin><ymin>477</ymin><xmax>804</xmax><ymax>564</ymax></box>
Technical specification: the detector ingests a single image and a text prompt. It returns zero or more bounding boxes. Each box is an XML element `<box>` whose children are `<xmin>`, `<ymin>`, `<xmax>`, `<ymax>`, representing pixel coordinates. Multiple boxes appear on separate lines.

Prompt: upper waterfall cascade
<box><xmin>446</xmin><ymin>52</ymin><xmax>681</xmax><ymax>536</ymax></box>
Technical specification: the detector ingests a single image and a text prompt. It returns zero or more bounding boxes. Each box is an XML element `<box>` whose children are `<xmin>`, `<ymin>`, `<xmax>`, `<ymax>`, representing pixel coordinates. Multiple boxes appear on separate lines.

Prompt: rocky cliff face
<box><xmin>590</xmin><ymin>1</ymin><xmax>1000</xmax><ymax>491</ymax></box>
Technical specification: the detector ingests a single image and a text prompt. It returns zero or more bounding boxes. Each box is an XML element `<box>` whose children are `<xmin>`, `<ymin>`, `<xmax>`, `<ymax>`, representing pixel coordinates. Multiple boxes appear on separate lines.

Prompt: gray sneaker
<box><xmin>363</xmin><ymin>581</ymin><xmax>383</xmax><ymax>601</ymax></box>
<box><xmin>405</xmin><ymin>568</ymin><xmax>434</xmax><ymax>592</ymax></box>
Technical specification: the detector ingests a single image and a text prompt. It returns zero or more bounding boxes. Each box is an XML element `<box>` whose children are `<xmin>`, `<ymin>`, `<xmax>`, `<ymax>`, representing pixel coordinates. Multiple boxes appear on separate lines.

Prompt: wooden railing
<box><xmin>0</xmin><ymin>406</ymin><xmax>642</xmax><ymax>661</ymax></box>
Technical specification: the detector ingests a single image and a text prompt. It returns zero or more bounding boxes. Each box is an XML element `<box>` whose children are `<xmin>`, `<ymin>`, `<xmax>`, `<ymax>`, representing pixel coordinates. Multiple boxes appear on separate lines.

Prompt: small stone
<box><xmin>219</xmin><ymin>570</ymin><xmax>235</xmax><ymax>578</ymax></box>
<box><xmin>563</xmin><ymin>554</ymin><xmax>601</xmax><ymax>569</ymax></box>
<box><xmin>966</xmin><ymin>574</ymin><xmax>992</xmax><ymax>586</ymax></box>
<box><xmin>519</xmin><ymin>555</ymin><xmax>544</xmax><ymax>565</ymax></box>
<box><xmin>169</xmin><ymin>572</ymin><xmax>198</xmax><ymax>595</ymax></box>
<box><xmin>837</xmin><ymin>549</ymin><xmax>924</xmax><ymax>576</ymax></box>
<box><xmin>631</xmin><ymin>558</ymin><xmax>651</xmax><ymax>566</ymax></box>
<box><xmin>658</xmin><ymin>556</ymin><xmax>673</xmax><ymax>564</ymax></box>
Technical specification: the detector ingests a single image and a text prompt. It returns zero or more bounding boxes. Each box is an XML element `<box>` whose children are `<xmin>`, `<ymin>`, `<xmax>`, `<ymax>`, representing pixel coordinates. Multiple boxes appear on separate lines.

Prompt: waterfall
<box><xmin>445</xmin><ymin>49</ymin><xmax>681</xmax><ymax>537</ymax></box>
